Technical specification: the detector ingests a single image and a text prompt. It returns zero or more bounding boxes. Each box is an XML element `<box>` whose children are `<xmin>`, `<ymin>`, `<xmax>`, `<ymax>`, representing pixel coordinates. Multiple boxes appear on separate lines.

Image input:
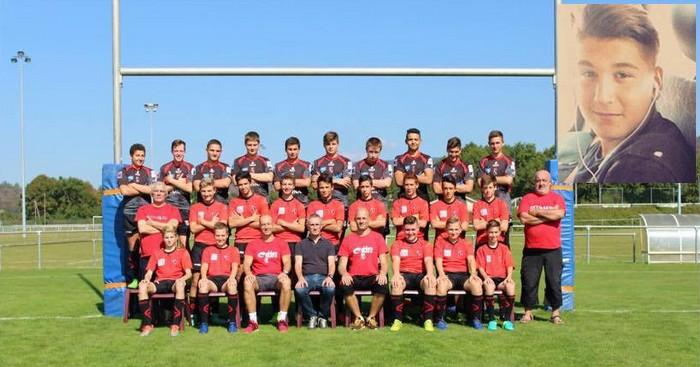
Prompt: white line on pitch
<box><xmin>0</xmin><ymin>314</ymin><xmax>103</xmax><ymax>321</ymax></box>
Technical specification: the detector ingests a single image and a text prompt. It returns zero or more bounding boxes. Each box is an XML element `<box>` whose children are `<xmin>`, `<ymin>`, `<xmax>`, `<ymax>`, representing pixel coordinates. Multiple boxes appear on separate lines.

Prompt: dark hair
<box><xmin>365</xmin><ymin>137</ymin><xmax>382</xmax><ymax>150</ymax></box>
<box><xmin>171</xmin><ymin>139</ymin><xmax>186</xmax><ymax>151</ymax></box>
<box><xmin>236</xmin><ymin>171</ymin><xmax>252</xmax><ymax>183</ymax></box>
<box><xmin>441</xmin><ymin>175</ymin><xmax>457</xmax><ymax>187</ymax></box>
<box><xmin>446</xmin><ymin>137</ymin><xmax>461</xmax><ymax>150</ymax></box>
<box><xmin>285</xmin><ymin>136</ymin><xmax>300</xmax><ymax>149</ymax></box>
<box><xmin>406</xmin><ymin>128</ymin><xmax>421</xmax><ymax>139</ymax></box>
<box><xmin>206</xmin><ymin>139</ymin><xmax>222</xmax><ymax>149</ymax></box>
<box><xmin>480</xmin><ymin>174</ymin><xmax>497</xmax><ymax>188</ymax></box>
<box><xmin>244</xmin><ymin>131</ymin><xmax>260</xmax><ymax>143</ymax></box>
<box><xmin>317</xmin><ymin>171</ymin><xmax>334</xmax><ymax>186</ymax></box>
<box><xmin>358</xmin><ymin>174</ymin><xmax>373</xmax><ymax>186</ymax></box>
<box><xmin>578</xmin><ymin>5</ymin><xmax>659</xmax><ymax>62</ymax></box>
<box><xmin>214</xmin><ymin>222</ymin><xmax>228</xmax><ymax>232</ymax></box>
<box><xmin>488</xmin><ymin>130</ymin><xmax>504</xmax><ymax>141</ymax></box>
<box><xmin>281</xmin><ymin>173</ymin><xmax>295</xmax><ymax>182</ymax></box>
<box><xmin>486</xmin><ymin>219</ymin><xmax>501</xmax><ymax>230</ymax></box>
<box><xmin>130</xmin><ymin>143</ymin><xmax>146</xmax><ymax>156</ymax></box>
<box><xmin>446</xmin><ymin>216</ymin><xmax>461</xmax><ymax>226</ymax></box>
<box><xmin>323</xmin><ymin>131</ymin><xmax>339</xmax><ymax>145</ymax></box>
<box><xmin>404</xmin><ymin>215</ymin><xmax>418</xmax><ymax>226</ymax></box>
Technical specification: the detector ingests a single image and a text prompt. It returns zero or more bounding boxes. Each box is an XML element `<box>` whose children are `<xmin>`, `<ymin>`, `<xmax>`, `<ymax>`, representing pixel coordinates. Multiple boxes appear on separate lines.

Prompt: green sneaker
<box><xmin>503</xmin><ymin>321</ymin><xmax>515</xmax><ymax>331</ymax></box>
<box><xmin>127</xmin><ymin>279</ymin><xmax>139</xmax><ymax>289</ymax></box>
<box><xmin>488</xmin><ymin>320</ymin><xmax>498</xmax><ymax>331</ymax></box>
<box><xmin>423</xmin><ymin>319</ymin><xmax>435</xmax><ymax>332</ymax></box>
<box><xmin>390</xmin><ymin>319</ymin><xmax>403</xmax><ymax>332</ymax></box>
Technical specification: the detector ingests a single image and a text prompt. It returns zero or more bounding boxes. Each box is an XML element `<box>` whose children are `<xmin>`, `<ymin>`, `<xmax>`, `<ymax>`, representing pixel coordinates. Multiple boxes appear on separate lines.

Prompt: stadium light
<box><xmin>144</xmin><ymin>102</ymin><xmax>159</xmax><ymax>164</ymax></box>
<box><xmin>11</xmin><ymin>50</ymin><xmax>30</xmax><ymax>236</ymax></box>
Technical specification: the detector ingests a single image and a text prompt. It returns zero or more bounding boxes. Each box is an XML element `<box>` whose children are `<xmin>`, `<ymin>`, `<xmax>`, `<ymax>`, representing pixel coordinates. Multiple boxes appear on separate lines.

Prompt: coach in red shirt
<box><xmin>136</xmin><ymin>182</ymin><xmax>181</xmax><ymax>279</ymax></box>
<box><xmin>517</xmin><ymin>170</ymin><xmax>565</xmax><ymax>325</ymax></box>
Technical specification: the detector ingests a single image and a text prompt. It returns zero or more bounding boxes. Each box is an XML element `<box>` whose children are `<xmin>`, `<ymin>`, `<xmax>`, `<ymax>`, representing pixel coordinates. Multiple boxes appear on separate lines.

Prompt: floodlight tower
<box><xmin>11</xmin><ymin>50</ymin><xmax>30</xmax><ymax>235</ymax></box>
<box><xmin>144</xmin><ymin>102</ymin><xmax>159</xmax><ymax>163</ymax></box>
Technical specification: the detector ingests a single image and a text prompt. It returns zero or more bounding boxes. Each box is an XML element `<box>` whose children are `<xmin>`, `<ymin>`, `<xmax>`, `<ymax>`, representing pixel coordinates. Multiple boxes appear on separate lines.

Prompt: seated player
<box><xmin>337</xmin><ymin>208</ymin><xmax>389</xmax><ymax>330</ymax></box>
<box><xmin>348</xmin><ymin>175</ymin><xmax>387</xmax><ymax>235</ymax></box>
<box><xmin>391</xmin><ymin>173</ymin><xmax>429</xmax><ymax>241</ymax></box>
<box><xmin>389</xmin><ymin>217</ymin><xmax>437</xmax><ymax>332</ymax></box>
<box><xmin>137</xmin><ymin>225</ymin><xmax>192</xmax><ymax>337</ymax></box>
<box><xmin>242</xmin><ymin>215</ymin><xmax>292</xmax><ymax>333</ymax></box>
<box><xmin>429</xmin><ymin>175</ymin><xmax>469</xmax><ymax>238</ymax></box>
<box><xmin>294</xmin><ymin>214</ymin><xmax>336</xmax><ymax>329</ymax></box>
<box><xmin>198</xmin><ymin>223</ymin><xmax>240</xmax><ymax>334</ymax></box>
<box><xmin>476</xmin><ymin>220</ymin><xmax>516</xmax><ymax>331</ymax></box>
<box><xmin>434</xmin><ymin>217</ymin><xmax>483</xmax><ymax>330</ymax></box>
<box><xmin>136</xmin><ymin>182</ymin><xmax>181</xmax><ymax>280</ymax></box>
<box><xmin>472</xmin><ymin>175</ymin><xmax>510</xmax><ymax>247</ymax></box>
<box><xmin>307</xmin><ymin>172</ymin><xmax>345</xmax><ymax>249</ymax></box>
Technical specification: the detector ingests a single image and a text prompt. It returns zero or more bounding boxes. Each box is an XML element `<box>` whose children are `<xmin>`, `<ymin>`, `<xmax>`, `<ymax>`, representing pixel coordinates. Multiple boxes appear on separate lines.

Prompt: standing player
<box><xmin>518</xmin><ymin>170</ymin><xmax>565</xmax><ymax>325</ymax></box>
<box><xmin>137</xmin><ymin>225</ymin><xmax>191</xmax><ymax>337</ymax></box>
<box><xmin>187</xmin><ymin>178</ymin><xmax>228</xmax><ymax>321</ymax></box>
<box><xmin>434</xmin><ymin>218</ymin><xmax>482</xmax><ymax>330</ymax></box>
<box><xmin>307</xmin><ymin>172</ymin><xmax>345</xmax><ymax>249</ymax></box>
<box><xmin>348</xmin><ymin>175</ymin><xmax>387</xmax><ymax>235</ymax></box>
<box><xmin>472</xmin><ymin>175</ymin><xmax>510</xmax><ymax>247</ymax></box>
<box><xmin>476</xmin><ymin>220</ymin><xmax>516</xmax><ymax>331</ymax></box>
<box><xmin>338</xmin><ymin>208</ymin><xmax>389</xmax><ymax>330</ymax></box>
<box><xmin>193</xmin><ymin>139</ymin><xmax>232</xmax><ymax>204</ymax></box>
<box><xmin>232</xmin><ymin>131</ymin><xmax>274</xmax><ymax>198</ymax></box>
<box><xmin>273</xmin><ymin>137</ymin><xmax>312</xmax><ymax>206</ymax></box>
<box><xmin>429</xmin><ymin>176</ymin><xmax>469</xmax><ymax>239</ymax></box>
<box><xmin>242</xmin><ymin>215</ymin><xmax>292</xmax><ymax>333</ymax></box>
<box><xmin>159</xmin><ymin>139</ymin><xmax>194</xmax><ymax>246</ymax></box>
<box><xmin>229</xmin><ymin>172</ymin><xmax>270</xmax><ymax>263</ymax></box>
<box><xmin>353</xmin><ymin>137</ymin><xmax>393</xmax><ymax>202</ymax></box>
<box><xmin>311</xmin><ymin>131</ymin><xmax>353</xmax><ymax>207</ymax></box>
<box><xmin>271</xmin><ymin>174</ymin><xmax>306</xmax><ymax>272</ymax></box>
<box><xmin>119</xmin><ymin>143</ymin><xmax>157</xmax><ymax>288</ymax></box>
<box><xmin>136</xmin><ymin>182</ymin><xmax>182</xmax><ymax>280</ymax></box>
<box><xmin>394</xmin><ymin>128</ymin><xmax>434</xmax><ymax>203</ymax></box>
<box><xmin>433</xmin><ymin>137</ymin><xmax>474</xmax><ymax>201</ymax></box>
<box><xmin>391</xmin><ymin>173</ymin><xmax>429</xmax><ymax>241</ymax></box>
<box><xmin>389</xmin><ymin>217</ymin><xmax>437</xmax><ymax>332</ymax></box>
<box><xmin>198</xmin><ymin>223</ymin><xmax>240</xmax><ymax>334</ymax></box>
<box><xmin>479</xmin><ymin>130</ymin><xmax>516</xmax><ymax>206</ymax></box>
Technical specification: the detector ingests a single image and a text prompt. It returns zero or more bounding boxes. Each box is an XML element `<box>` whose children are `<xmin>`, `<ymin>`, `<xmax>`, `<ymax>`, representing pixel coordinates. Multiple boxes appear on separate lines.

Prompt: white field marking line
<box><xmin>576</xmin><ymin>309</ymin><xmax>700</xmax><ymax>314</ymax></box>
<box><xmin>0</xmin><ymin>274</ymin><xmax>98</xmax><ymax>280</ymax></box>
<box><xmin>0</xmin><ymin>314</ymin><xmax>103</xmax><ymax>321</ymax></box>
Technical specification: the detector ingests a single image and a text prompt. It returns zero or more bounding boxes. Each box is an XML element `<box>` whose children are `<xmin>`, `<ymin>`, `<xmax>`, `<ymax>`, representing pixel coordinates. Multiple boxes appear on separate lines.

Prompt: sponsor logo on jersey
<box><xmin>257</xmin><ymin>250</ymin><xmax>279</xmax><ymax>263</ymax></box>
<box><xmin>352</xmin><ymin>246</ymin><xmax>374</xmax><ymax>260</ymax></box>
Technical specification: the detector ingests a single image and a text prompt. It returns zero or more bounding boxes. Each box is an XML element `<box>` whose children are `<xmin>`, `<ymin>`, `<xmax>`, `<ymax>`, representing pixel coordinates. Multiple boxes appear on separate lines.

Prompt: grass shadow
<box><xmin>78</xmin><ymin>272</ymin><xmax>105</xmax><ymax>314</ymax></box>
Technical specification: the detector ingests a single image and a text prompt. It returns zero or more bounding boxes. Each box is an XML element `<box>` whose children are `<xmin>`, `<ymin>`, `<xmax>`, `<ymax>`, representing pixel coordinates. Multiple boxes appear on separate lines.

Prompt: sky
<box><xmin>0</xmin><ymin>0</ymin><xmax>695</xmax><ymax>187</ymax></box>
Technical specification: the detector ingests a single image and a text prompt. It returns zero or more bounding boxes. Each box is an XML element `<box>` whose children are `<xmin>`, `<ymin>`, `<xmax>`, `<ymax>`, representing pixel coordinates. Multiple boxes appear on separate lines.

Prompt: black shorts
<box><xmin>123</xmin><ymin>197</ymin><xmax>148</xmax><ymax>235</ymax></box>
<box><xmin>235</xmin><ymin>242</ymin><xmax>247</xmax><ymax>262</ymax></box>
<box><xmin>339</xmin><ymin>275</ymin><xmax>388</xmax><ymax>296</ymax></box>
<box><xmin>209</xmin><ymin>275</ymin><xmax>231</xmax><ymax>291</ymax></box>
<box><xmin>446</xmin><ymin>272</ymin><xmax>469</xmax><ymax>291</ymax></box>
<box><xmin>401</xmin><ymin>272</ymin><xmax>424</xmax><ymax>291</ymax></box>
<box><xmin>154</xmin><ymin>279</ymin><xmax>175</xmax><ymax>294</ymax></box>
<box><xmin>256</xmin><ymin>274</ymin><xmax>279</xmax><ymax>292</ymax></box>
<box><xmin>491</xmin><ymin>277</ymin><xmax>505</xmax><ymax>288</ymax></box>
<box><xmin>190</xmin><ymin>243</ymin><xmax>209</xmax><ymax>272</ymax></box>
<box><xmin>139</xmin><ymin>256</ymin><xmax>150</xmax><ymax>280</ymax></box>
<box><xmin>124</xmin><ymin>214</ymin><xmax>138</xmax><ymax>235</ymax></box>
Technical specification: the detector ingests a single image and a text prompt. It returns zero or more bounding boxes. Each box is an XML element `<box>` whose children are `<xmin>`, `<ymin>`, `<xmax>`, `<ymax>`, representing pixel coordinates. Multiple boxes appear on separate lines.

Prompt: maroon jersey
<box><xmin>147</xmin><ymin>248</ymin><xmax>192</xmax><ymax>280</ymax></box>
<box><xmin>434</xmin><ymin>158</ymin><xmax>474</xmax><ymax>200</ymax></box>
<box><xmin>158</xmin><ymin>160</ymin><xmax>195</xmax><ymax>206</ymax></box>
<box><xmin>117</xmin><ymin>164</ymin><xmax>156</xmax><ymax>209</ymax></box>
<box><xmin>311</xmin><ymin>154</ymin><xmax>353</xmax><ymax>206</ymax></box>
<box><xmin>273</xmin><ymin>158</ymin><xmax>312</xmax><ymax>205</ymax></box>
<box><xmin>232</xmin><ymin>154</ymin><xmax>273</xmax><ymax>197</ymax></box>
<box><xmin>352</xmin><ymin>158</ymin><xmax>393</xmax><ymax>201</ymax></box>
<box><xmin>479</xmin><ymin>154</ymin><xmax>516</xmax><ymax>201</ymax></box>
<box><xmin>135</xmin><ymin>203</ymin><xmax>182</xmax><ymax>257</ymax></box>
<box><xmin>338</xmin><ymin>231</ymin><xmax>388</xmax><ymax>276</ymax></box>
<box><xmin>202</xmin><ymin>245</ymin><xmax>240</xmax><ymax>277</ymax></box>
<box><xmin>193</xmin><ymin>160</ymin><xmax>231</xmax><ymax>203</ymax></box>
<box><xmin>394</xmin><ymin>152</ymin><xmax>434</xmax><ymax>202</ymax></box>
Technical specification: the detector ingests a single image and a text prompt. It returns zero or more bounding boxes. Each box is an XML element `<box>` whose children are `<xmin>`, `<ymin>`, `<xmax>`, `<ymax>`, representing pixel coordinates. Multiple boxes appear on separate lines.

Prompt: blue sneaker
<box><xmin>436</xmin><ymin>319</ymin><xmax>448</xmax><ymax>330</ymax></box>
<box><xmin>227</xmin><ymin>321</ymin><xmax>238</xmax><ymax>333</ymax></box>
<box><xmin>487</xmin><ymin>320</ymin><xmax>498</xmax><ymax>331</ymax></box>
<box><xmin>472</xmin><ymin>319</ymin><xmax>483</xmax><ymax>330</ymax></box>
<box><xmin>199</xmin><ymin>322</ymin><xmax>209</xmax><ymax>334</ymax></box>
<box><xmin>503</xmin><ymin>320</ymin><xmax>515</xmax><ymax>331</ymax></box>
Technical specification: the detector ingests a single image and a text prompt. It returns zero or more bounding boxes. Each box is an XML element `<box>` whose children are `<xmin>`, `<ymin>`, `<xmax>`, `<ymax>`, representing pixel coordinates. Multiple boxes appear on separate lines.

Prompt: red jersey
<box><xmin>338</xmin><ymin>231</ymin><xmax>388</xmax><ymax>277</ymax></box>
<box><xmin>245</xmin><ymin>237</ymin><xmax>291</xmax><ymax>275</ymax></box>
<box><xmin>307</xmin><ymin>198</ymin><xmax>345</xmax><ymax>245</ymax></box>
<box><xmin>476</xmin><ymin>243</ymin><xmax>514</xmax><ymax>279</ymax></box>
<box><xmin>135</xmin><ymin>203</ymin><xmax>182</xmax><ymax>257</ymax></box>
<box><xmin>147</xmin><ymin>248</ymin><xmax>192</xmax><ymax>280</ymax></box>
<box><xmin>391</xmin><ymin>238</ymin><xmax>432</xmax><ymax>274</ymax></box>
<box><xmin>472</xmin><ymin>197</ymin><xmax>510</xmax><ymax>245</ymax></box>
<box><xmin>391</xmin><ymin>196</ymin><xmax>429</xmax><ymax>240</ymax></box>
<box><xmin>518</xmin><ymin>191</ymin><xmax>565</xmax><ymax>250</ymax></box>
<box><xmin>434</xmin><ymin>236</ymin><xmax>474</xmax><ymax>273</ymax></box>
<box><xmin>271</xmin><ymin>197</ymin><xmax>306</xmax><ymax>243</ymax></box>
<box><xmin>229</xmin><ymin>194</ymin><xmax>270</xmax><ymax>243</ymax></box>
<box><xmin>348</xmin><ymin>198</ymin><xmax>387</xmax><ymax>235</ymax></box>
<box><xmin>189</xmin><ymin>201</ymin><xmax>228</xmax><ymax>245</ymax></box>
<box><xmin>429</xmin><ymin>199</ymin><xmax>469</xmax><ymax>237</ymax></box>
<box><xmin>202</xmin><ymin>245</ymin><xmax>240</xmax><ymax>277</ymax></box>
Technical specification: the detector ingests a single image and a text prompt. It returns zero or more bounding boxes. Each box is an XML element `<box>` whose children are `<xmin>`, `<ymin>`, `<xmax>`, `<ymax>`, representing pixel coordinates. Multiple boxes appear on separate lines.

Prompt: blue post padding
<box><xmin>546</xmin><ymin>159</ymin><xmax>559</xmax><ymax>182</ymax></box>
<box><xmin>549</xmin><ymin>159</ymin><xmax>575</xmax><ymax>311</ymax></box>
<box><xmin>102</xmin><ymin>163</ymin><xmax>126</xmax><ymax>317</ymax></box>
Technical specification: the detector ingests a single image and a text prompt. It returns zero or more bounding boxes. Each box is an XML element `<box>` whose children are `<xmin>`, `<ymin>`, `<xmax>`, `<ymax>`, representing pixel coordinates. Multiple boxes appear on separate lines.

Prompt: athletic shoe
<box><xmin>139</xmin><ymin>324</ymin><xmax>154</xmax><ymax>337</ymax></box>
<box><xmin>127</xmin><ymin>279</ymin><xmax>139</xmax><ymax>289</ymax></box>
<box><xmin>227</xmin><ymin>321</ymin><xmax>238</xmax><ymax>333</ymax></box>
<box><xmin>487</xmin><ymin>320</ymin><xmax>498</xmax><ymax>331</ymax></box>
<box><xmin>243</xmin><ymin>321</ymin><xmax>259</xmax><ymax>334</ymax></box>
<box><xmin>390</xmin><ymin>319</ymin><xmax>403</xmax><ymax>332</ymax></box>
<box><xmin>503</xmin><ymin>321</ymin><xmax>515</xmax><ymax>331</ymax></box>
<box><xmin>472</xmin><ymin>318</ymin><xmax>483</xmax><ymax>330</ymax></box>
<box><xmin>277</xmin><ymin>320</ymin><xmax>289</xmax><ymax>333</ymax></box>
<box><xmin>365</xmin><ymin>317</ymin><xmax>379</xmax><ymax>330</ymax></box>
<box><xmin>170</xmin><ymin>325</ymin><xmax>180</xmax><ymax>337</ymax></box>
<box><xmin>189</xmin><ymin>313</ymin><xmax>196</xmax><ymax>327</ymax></box>
<box><xmin>423</xmin><ymin>319</ymin><xmax>435</xmax><ymax>332</ymax></box>
<box><xmin>318</xmin><ymin>318</ymin><xmax>328</xmax><ymax>329</ymax></box>
<box><xmin>350</xmin><ymin>316</ymin><xmax>365</xmax><ymax>331</ymax></box>
<box><xmin>436</xmin><ymin>319</ymin><xmax>448</xmax><ymax>330</ymax></box>
<box><xmin>199</xmin><ymin>322</ymin><xmax>209</xmax><ymax>334</ymax></box>
<box><xmin>308</xmin><ymin>315</ymin><xmax>318</xmax><ymax>330</ymax></box>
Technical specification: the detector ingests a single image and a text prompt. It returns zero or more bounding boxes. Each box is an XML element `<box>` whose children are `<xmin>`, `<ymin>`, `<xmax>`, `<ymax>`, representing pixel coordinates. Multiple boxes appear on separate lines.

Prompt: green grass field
<box><xmin>1</xmin><ymin>229</ymin><xmax>699</xmax><ymax>366</ymax></box>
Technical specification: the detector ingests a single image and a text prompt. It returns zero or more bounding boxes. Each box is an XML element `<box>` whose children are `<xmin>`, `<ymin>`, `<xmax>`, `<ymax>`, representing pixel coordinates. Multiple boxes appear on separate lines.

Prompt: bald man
<box><xmin>517</xmin><ymin>171</ymin><xmax>566</xmax><ymax>324</ymax></box>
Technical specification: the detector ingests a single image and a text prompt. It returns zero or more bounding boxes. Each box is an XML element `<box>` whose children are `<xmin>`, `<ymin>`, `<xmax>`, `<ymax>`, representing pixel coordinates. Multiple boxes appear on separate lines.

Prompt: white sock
<box><xmin>278</xmin><ymin>311</ymin><xmax>287</xmax><ymax>322</ymax></box>
<box><xmin>249</xmin><ymin>312</ymin><xmax>257</xmax><ymax>323</ymax></box>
